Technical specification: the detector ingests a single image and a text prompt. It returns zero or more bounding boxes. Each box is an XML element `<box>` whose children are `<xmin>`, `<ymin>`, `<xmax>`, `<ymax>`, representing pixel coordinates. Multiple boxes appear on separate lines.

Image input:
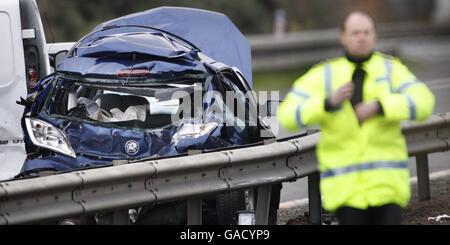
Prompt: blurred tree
<box><xmin>38</xmin><ymin>0</ymin><xmax>280</xmax><ymax>42</ymax></box>
<box><xmin>37</xmin><ymin>0</ymin><xmax>437</xmax><ymax>42</ymax></box>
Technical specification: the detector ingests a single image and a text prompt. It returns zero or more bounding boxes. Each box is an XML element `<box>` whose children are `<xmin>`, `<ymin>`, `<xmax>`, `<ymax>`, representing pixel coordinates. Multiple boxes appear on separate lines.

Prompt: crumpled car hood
<box><xmin>20</xmin><ymin>116</ymin><xmax>243</xmax><ymax>173</ymax></box>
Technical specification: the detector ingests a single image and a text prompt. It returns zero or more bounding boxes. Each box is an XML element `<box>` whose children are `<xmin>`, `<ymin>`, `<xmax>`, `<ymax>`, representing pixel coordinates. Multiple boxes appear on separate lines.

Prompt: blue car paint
<box><xmin>90</xmin><ymin>7</ymin><xmax>252</xmax><ymax>86</ymax></box>
<box><xmin>58</xmin><ymin>49</ymin><xmax>208</xmax><ymax>79</ymax></box>
<box><xmin>21</xmin><ymin>76</ymin><xmax>249</xmax><ymax>173</ymax></box>
<box><xmin>20</xmin><ymin>7</ymin><xmax>256</xmax><ymax>176</ymax></box>
<box><xmin>21</xmin><ymin>116</ymin><xmax>236</xmax><ymax>173</ymax></box>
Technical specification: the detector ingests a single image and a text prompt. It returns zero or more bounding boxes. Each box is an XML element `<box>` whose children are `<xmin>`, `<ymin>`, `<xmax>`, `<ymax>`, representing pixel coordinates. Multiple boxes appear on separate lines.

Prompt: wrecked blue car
<box><xmin>19</xmin><ymin>7</ymin><xmax>279</xmax><ymax>225</ymax></box>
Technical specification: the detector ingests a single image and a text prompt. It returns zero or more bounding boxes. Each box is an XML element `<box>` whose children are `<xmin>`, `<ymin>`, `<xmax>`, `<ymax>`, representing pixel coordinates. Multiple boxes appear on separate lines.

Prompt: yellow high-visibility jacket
<box><xmin>278</xmin><ymin>52</ymin><xmax>435</xmax><ymax>212</ymax></box>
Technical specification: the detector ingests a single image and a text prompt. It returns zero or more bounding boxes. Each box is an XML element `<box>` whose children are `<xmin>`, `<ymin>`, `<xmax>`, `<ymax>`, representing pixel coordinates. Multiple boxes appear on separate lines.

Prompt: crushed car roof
<box><xmin>93</xmin><ymin>7</ymin><xmax>252</xmax><ymax>86</ymax></box>
<box><xmin>58</xmin><ymin>7</ymin><xmax>252</xmax><ymax>86</ymax></box>
<box><xmin>58</xmin><ymin>26</ymin><xmax>209</xmax><ymax>80</ymax></box>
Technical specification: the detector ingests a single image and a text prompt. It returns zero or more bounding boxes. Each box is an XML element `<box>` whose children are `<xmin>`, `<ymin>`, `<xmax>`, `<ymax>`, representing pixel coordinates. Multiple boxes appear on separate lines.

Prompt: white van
<box><xmin>0</xmin><ymin>0</ymin><xmax>73</xmax><ymax>181</ymax></box>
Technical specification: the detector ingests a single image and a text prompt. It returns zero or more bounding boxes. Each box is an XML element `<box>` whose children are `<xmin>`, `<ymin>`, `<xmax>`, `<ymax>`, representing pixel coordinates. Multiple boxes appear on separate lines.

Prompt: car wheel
<box><xmin>134</xmin><ymin>201</ymin><xmax>187</xmax><ymax>225</ymax></box>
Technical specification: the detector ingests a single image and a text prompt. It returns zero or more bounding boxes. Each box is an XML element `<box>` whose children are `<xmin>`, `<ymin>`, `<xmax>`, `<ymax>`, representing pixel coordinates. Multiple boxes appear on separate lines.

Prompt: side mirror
<box><xmin>260</xmin><ymin>100</ymin><xmax>282</xmax><ymax>117</ymax></box>
<box><xmin>54</xmin><ymin>50</ymin><xmax>69</xmax><ymax>70</ymax></box>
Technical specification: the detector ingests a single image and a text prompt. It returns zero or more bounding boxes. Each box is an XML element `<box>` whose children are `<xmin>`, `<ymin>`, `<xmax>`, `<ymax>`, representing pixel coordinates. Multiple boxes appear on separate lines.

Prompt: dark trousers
<box><xmin>337</xmin><ymin>203</ymin><xmax>402</xmax><ymax>225</ymax></box>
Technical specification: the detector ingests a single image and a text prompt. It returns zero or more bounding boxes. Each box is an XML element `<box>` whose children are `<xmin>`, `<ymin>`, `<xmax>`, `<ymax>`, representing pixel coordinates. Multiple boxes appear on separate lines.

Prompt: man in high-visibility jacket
<box><xmin>278</xmin><ymin>10</ymin><xmax>435</xmax><ymax>225</ymax></box>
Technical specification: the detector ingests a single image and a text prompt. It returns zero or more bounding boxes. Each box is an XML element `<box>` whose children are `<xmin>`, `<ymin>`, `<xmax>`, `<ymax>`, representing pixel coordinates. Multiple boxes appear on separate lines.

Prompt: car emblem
<box><xmin>125</xmin><ymin>140</ymin><xmax>139</xmax><ymax>155</ymax></box>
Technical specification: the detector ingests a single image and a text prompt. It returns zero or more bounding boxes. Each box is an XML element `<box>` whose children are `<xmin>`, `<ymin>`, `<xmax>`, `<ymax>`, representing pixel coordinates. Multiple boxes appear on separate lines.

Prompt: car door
<box><xmin>0</xmin><ymin>0</ymin><xmax>51</xmax><ymax>181</ymax></box>
<box><xmin>0</xmin><ymin>0</ymin><xmax>28</xmax><ymax>181</ymax></box>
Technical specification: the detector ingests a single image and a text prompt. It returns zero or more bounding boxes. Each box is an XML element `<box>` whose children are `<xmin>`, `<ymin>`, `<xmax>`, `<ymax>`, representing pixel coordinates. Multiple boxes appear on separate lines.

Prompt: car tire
<box><xmin>135</xmin><ymin>201</ymin><xmax>187</xmax><ymax>225</ymax></box>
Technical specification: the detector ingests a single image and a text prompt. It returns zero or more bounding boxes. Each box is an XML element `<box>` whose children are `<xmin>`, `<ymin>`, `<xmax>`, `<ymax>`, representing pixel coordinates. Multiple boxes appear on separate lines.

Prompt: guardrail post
<box><xmin>416</xmin><ymin>154</ymin><xmax>431</xmax><ymax>201</ymax></box>
<box><xmin>308</xmin><ymin>172</ymin><xmax>322</xmax><ymax>225</ymax></box>
<box><xmin>186</xmin><ymin>150</ymin><xmax>203</xmax><ymax>225</ymax></box>
<box><xmin>255</xmin><ymin>184</ymin><xmax>272</xmax><ymax>225</ymax></box>
<box><xmin>187</xmin><ymin>198</ymin><xmax>202</xmax><ymax>225</ymax></box>
<box><xmin>110</xmin><ymin>160</ymin><xmax>132</xmax><ymax>225</ymax></box>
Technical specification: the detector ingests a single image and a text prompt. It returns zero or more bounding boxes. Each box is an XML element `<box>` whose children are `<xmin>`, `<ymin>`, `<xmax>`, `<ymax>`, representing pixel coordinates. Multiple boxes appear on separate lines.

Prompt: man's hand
<box><xmin>354</xmin><ymin>101</ymin><xmax>380</xmax><ymax>124</ymax></box>
<box><xmin>328</xmin><ymin>82</ymin><xmax>354</xmax><ymax>107</ymax></box>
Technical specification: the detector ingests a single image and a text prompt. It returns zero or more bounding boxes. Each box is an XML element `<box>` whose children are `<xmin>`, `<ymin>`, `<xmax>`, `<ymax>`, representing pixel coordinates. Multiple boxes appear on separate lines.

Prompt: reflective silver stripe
<box><xmin>324</xmin><ymin>64</ymin><xmax>332</xmax><ymax>96</ymax></box>
<box><xmin>376</xmin><ymin>58</ymin><xmax>394</xmax><ymax>93</ymax></box>
<box><xmin>406</xmin><ymin>96</ymin><xmax>416</xmax><ymax>120</ymax></box>
<box><xmin>295</xmin><ymin>104</ymin><xmax>305</xmax><ymax>127</ymax></box>
<box><xmin>290</xmin><ymin>88</ymin><xmax>310</xmax><ymax>100</ymax></box>
<box><xmin>397</xmin><ymin>79</ymin><xmax>420</xmax><ymax>93</ymax></box>
<box><xmin>321</xmin><ymin>161</ymin><xmax>408</xmax><ymax>179</ymax></box>
<box><xmin>290</xmin><ymin>89</ymin><xmax>309</xmax><ymax>127</ymax></box>
<box><xmin>385</xmin><ymin>58</ymin><xmax>394</xmax><ymax>93</ymax></box>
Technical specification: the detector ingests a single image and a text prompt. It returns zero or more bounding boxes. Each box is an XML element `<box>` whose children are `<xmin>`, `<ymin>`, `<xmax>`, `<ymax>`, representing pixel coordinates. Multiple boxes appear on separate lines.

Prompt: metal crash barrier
<box><xmin>0</xmin><ymin>112</ymin><xmax>448</xmax><ymax>225</ymax></box>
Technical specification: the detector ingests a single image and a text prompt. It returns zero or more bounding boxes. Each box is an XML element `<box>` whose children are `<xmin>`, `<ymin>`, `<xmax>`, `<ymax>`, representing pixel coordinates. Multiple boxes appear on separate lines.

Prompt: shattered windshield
<box><xmin>45</xmin><ymin>73</ymin><xmax>257</xmax><ymax>144</ymax></box>
<box><xmin>47</xmin><ymin>76</ymin><xmax>206</xmax><ymax>129</ymax></box>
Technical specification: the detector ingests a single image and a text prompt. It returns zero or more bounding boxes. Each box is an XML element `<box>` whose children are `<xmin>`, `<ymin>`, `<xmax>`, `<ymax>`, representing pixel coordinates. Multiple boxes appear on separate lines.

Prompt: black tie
<box><xmin>345</xmin><ymin>51</ymin><xmax>372</xmax><ymax>108</ymax></box>
<box><xmin>350</xmin><ymin>64</ymin><xmax>366</xmax><ymax>107</ymax></box>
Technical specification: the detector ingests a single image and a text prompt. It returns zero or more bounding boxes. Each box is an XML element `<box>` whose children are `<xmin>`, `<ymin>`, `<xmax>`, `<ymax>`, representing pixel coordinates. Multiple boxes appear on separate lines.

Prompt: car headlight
<box><xmin>25</xmin><ymin>118</ymin><xmax>76</xmax><ymax>158</ymax></box>
<box><xmin>172</xmin><ymin>122</ymin><xmax>218</xmax><ymax>142</ymax></box>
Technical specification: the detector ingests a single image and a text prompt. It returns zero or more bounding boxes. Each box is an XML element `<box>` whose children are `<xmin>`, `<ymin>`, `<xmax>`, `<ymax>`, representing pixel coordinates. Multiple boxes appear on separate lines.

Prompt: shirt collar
<box><xmin>345</xmin><ymin>51</ymin><xmax>374</xmax><ymax>64</ymax></box>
